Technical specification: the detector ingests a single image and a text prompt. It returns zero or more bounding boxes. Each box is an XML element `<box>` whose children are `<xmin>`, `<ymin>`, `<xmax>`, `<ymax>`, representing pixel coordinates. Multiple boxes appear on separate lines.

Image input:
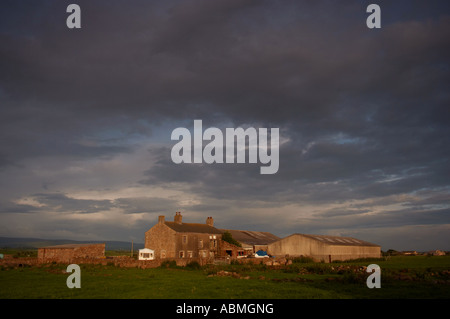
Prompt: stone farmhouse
<box><xmin>145</xmin><ymin>212</ymin><xmax>223</xmax><ymax>260</ymax></box>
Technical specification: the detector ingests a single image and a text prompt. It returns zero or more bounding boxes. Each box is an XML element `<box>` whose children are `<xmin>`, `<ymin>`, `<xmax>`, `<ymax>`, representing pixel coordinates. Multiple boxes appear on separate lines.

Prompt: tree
<box><xmin>384</xmin><ymin>249</ymin><xmax>398</xmax><ymax>256</ymax></box>
<box><xmin>221</xmin><ymin>231</ymin><xmax>242</xmax><ymax>247</ymax></box>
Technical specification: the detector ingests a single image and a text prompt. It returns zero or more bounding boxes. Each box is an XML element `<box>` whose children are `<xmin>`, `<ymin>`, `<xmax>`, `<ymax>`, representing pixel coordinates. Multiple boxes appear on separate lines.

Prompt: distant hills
<box><xmin>0</xmin><ymin>237</ymin><xmax>144</xmax><ymax>251</ymax></box>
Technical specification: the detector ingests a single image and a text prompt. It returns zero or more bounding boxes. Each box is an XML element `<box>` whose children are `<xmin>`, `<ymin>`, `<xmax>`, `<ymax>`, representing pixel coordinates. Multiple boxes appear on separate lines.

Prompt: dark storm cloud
<box><xmin>1</xmin><ymin>1</ymin><xmax>449</xmax><ymax>137</ymax></box>
<box><xmin>140</xmin><ymin>144</ymin><xmax>288</xmax><ymax>202</ymax></box>
<box><xmin>141</xmin><ymin>134</ymin><xmax>446</xmax><ymax>206</ymax></box>
<box><xmin>0</xmin><ymin>0</ymin><xmax>449</xmax><ymax>248</ymax></box>
<box><xmin>0</xmin><ymin>201</ymin><xmax>38</xmax><ymax>214</ymax></box>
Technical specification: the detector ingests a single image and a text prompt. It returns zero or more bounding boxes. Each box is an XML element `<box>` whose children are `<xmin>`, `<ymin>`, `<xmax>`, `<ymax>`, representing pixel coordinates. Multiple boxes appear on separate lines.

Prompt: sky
<box><xmin>0</xmin><ymin>0</ymin><xmax>449</xmax><ymax>252</ymax></box>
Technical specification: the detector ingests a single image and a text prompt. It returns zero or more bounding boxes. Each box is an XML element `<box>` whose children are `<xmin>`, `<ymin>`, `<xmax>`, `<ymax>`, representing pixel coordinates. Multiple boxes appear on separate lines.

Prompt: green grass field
<box><xmin>0</xmin><ymin>255</ymin><xmax>449</xmax><ymax>299</ymax></box>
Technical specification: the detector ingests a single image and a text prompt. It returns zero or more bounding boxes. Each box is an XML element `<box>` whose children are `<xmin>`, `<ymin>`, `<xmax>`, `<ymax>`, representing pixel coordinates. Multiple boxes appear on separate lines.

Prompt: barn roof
<box><xmin>165</xmin><ymin>221</ymin><xmax>222</xmax><ymax>234</ymax></box>
<box><xmin>291</xmin><ymin>233</ymin><xmax>380</xmax><ymax>247</ymax></box>
<box><xmin>219</xmin><ymin>229</ymin><xmax>280</xmax><ymax>245</ymax></box>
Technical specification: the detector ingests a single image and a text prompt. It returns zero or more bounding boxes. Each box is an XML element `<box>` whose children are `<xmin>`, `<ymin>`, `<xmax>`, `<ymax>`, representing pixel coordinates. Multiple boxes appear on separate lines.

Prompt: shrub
<box><xmin>283</xmin><ymin>263</ymin><xmax>303</xmax><ymax>273</ymax></box>
<box><xmin>290</xmin><ymin>256</ymin><xmax>315</xmax><ymax>264</ymax></box>
<box><xmin>304</xmin><ymin>264</ymin><xmax>332</xmax><ymax>274</ymax></box>
<box><xmin>221</xmin><ymin>232</ymin><xmax>242</xmax><ymax>247</ymax></box>
<box><xmin>341</xmin><ymin>272</ymin><xmax>365</xmax><ymax>284</ymax></box>
<box><xmin>160</xmin><ymin>260</ymin><xmax>178</xmax><ymax>269</ymax></box>
<box><xmin>185</xmin><ymin>261</ymin><xmax>201</xmax><ymax>270</ymax></box>
<box><xmin>332</xmin><ymin>257</ymin><xmax>384</xmax><ymax>263</ymax></box>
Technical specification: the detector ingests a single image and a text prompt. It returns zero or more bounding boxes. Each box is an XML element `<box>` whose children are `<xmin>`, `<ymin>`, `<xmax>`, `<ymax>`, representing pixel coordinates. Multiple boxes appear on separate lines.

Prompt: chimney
<box><xmin>206</xmin><ymin>216</ymin><xmax>214</xmax><ymax>227</ymax></box>
<box><xmin>174</xmin><ymin>212</ymin><xmax>182</xmax><ymax>224</ymax></box>
<box><xmin>158</xmin><ymin>215</ymin><xmax>165</xmax><ymax>225</ymax></box>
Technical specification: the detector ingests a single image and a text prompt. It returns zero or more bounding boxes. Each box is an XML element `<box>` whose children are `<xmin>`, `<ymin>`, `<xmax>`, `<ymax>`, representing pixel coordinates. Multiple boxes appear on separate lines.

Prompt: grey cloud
<box><xmin>182</xmin><ymin>203</ymin><xmax>229</xmax><ymax>213</ymax></box>
<box><xmin>0</xmin><ymin>202</ymin><xmax>39</xmax><ymax>214</ymax></box>
<box><xmin>114</xmin><ymin>197</ymin><xmax>178</xmax><ymax>214</ymax></box>
<box><xmin>30</xmin><ymin>193</ymin><xmax>113</xmax><ymax>214</ymax></box>
<box><xmin>318</xmin><ymin>208</ymin><xmax>371</xmax><ymax>218</ymax></box>
<box><xmin>0</xmin><ymin>193</ymin><xmax>113</xmax><ymax>215</ymax></box>
<box><xmin>292</xmin><ymin>207</ymin><xmax>450</xmax><ymax>234</ymax></box>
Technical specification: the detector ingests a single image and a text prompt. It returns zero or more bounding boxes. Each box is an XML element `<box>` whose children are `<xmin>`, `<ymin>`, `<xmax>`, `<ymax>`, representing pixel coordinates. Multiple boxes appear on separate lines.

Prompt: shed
<box><xmin>218</xmin><ymin>229</ymin><xmax>280</xmax><ymax>255</ymax></box>
<box><xmin>138</xmin><ymin>248</ymin><xmax>155</xmax><ymax>260</ymax></box>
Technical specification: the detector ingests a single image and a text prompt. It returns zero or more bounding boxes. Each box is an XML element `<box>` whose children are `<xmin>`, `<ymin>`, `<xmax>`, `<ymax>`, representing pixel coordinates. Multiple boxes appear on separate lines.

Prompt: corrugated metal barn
<box><xmin>267</xmin><ymin>233</ymin><xmax>381</xmax><ymax>262</ymax></box>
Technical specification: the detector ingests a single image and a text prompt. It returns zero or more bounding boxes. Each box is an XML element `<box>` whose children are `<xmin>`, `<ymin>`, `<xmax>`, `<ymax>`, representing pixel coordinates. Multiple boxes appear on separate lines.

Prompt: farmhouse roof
<box><xmin>165</xmin><ymin>221</ymin><xmax>222</xmax><ymax>234</ymax></box>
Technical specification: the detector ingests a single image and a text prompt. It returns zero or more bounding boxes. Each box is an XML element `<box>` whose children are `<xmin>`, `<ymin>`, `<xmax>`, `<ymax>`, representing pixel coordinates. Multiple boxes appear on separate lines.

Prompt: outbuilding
<box><xmin>38</xmin><ymin>243</ymin><xmax>105</xmax><ymax>263</ymax></box>
<box><xmin>218</xmin><ymin>229</ymin><xmax>280</xmax><ymax>255</ymax></box>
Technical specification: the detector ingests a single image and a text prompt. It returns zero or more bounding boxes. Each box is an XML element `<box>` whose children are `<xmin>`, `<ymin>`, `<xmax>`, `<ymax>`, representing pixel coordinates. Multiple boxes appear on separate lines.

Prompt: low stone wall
<box><xmin>231</xmin><ymin>256</ymin><xmax>292</xmax><ymax>266</ymax></box>
<box><xmin>213</xmin><ymin>256</ymin><xmax>293</xmax><ymax>267</ymax></box>
<box><xmin>0</xmin><ymin>257</ymin><xmax>40</xmax><ymax>268</ymax></box>
<box><xmin>0</xmin><ymin>256</ymin><xmax>211</xmax><ymax>269</ymax></box>
<box><xmin>0</xmin><ymin>254</ymin><xmax>294</xmax><ymax>269</ymax></box>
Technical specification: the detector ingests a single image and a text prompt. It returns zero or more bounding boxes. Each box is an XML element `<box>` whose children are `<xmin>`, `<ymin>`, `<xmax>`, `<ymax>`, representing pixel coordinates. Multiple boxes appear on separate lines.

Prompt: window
<box><xmin>161</xmin><ymin>250</ymin><xmax>166</xmax><ymax>259</ymax></box>
<box><xmin>179</xmin><ymin>251</ymin><xmax>185</xmax><ymax>258</ymax></box>
<box><xmin>182</xmin><ymin>235</ymin><xmax>188</xmax><ymax>244</ymax></box>
<box><xmin>187</xmin><ymin>251</ymin><xmax>193</xmax><ymax>258</ymax></box>
<box><xmin>198</xmin><ymin>240</ymin><xmax>203</xmax><ymax>248</ymax></box>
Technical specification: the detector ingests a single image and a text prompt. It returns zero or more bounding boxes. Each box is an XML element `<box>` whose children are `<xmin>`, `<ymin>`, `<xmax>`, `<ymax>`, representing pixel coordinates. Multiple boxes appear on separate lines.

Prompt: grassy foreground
<box><xmin>0</xmin><ymin>255</ymin><xmax>449</xmax><ymax>299</ymax></box>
